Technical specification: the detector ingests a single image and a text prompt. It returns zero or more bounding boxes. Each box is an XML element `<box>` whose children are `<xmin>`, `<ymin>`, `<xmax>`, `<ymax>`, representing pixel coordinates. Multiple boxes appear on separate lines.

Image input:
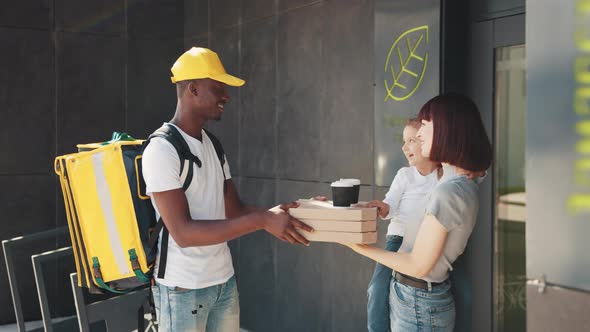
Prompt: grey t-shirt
<box><xmin>398</xmin><ymin>171</ymin><xmax>480</xmax><ymax>283</ymax></box>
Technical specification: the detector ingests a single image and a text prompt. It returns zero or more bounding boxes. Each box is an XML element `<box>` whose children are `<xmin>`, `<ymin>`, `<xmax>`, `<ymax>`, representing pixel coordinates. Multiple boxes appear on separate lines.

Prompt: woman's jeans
<box><xmin>152</xmin><ymin>275</ymin><xmax>239</xmax><ymax>332</ymax></box>
<box><xmin>389</xmin><ymin>278</ymin><xmax>455</xmax><ymax>332</ymax></box>
<box><xmin>367</xmin><ymin>235</ymin><xmax>404</xmax><ymax>332</ymax></box>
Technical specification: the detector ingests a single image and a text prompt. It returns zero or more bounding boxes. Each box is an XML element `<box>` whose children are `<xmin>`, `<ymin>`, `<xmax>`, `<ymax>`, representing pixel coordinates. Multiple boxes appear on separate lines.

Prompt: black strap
<box><xmin>146</xmin><ymin>218</ymin><xmax>165</xmax><ymax>260</ymax></box>
<box><xmin>146</xmin><ymin>123</ymin><xmax>203</xmax><ymax>168</ymax></box>
<box><xmin>137</xmin><ymin>302</ymin><xmax>145</xmax><ymax>331</ymax></box>
<box><xmin>148</xmin><ymin>283</ymin><xmax>157</xmax><ymax>323</ymax></box>
<box><xmin>157</xmin><ymin>227</ymin><xmax>170</xmax><ymax>279</ymax></box>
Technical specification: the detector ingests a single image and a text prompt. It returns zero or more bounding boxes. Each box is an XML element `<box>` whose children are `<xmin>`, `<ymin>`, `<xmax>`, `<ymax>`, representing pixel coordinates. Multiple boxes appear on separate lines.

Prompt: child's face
<box><xmin>402</xmin><ymin>125</ymin><xmax>428</xmax><ymax>166</ymax></box>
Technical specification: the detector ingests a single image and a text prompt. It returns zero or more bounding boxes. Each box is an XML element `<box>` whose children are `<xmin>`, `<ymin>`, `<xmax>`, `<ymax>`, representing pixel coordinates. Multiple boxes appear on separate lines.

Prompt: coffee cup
<box><xmin>339</xmin><ymin>178</ymin><xmax>360</xmax><ymax>204</ymax></box>
<box><xmin>331</xmin><ymin>181</ymin><xmax>355</xmax><ymax>207</ymax></box>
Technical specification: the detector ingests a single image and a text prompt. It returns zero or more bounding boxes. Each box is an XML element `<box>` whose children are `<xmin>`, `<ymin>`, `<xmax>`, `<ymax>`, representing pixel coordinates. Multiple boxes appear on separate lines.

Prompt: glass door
<box><xmin>493</xmin><ymin>44</ymin><xmax>526</xmax><ymax>332</ymax></box>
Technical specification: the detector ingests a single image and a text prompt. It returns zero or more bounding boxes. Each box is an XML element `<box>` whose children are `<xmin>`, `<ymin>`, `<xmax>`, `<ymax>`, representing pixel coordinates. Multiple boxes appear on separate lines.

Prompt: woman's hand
<box><xmin>366</xmin><ymin>200</ymin><xmax>390</xmax><ymax>218</ymax></box>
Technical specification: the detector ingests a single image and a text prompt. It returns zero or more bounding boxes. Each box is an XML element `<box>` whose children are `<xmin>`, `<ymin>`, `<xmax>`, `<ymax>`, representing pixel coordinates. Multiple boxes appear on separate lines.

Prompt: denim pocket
<box><xmin>416</xmin><ymin>281</ymin><xmax>452</xmax><ymax>299</ymax></box>
<box><xmin>391</xmin><ymin>281</ymin><xmax>414</xmax><ymax>309</ymax></box>
<box><xmin>428</xmin><ymin>301</ymin><xmax>455</xmax><ymax>331</ymax></box>
<box><xmin>169</xmin><ymin>286</ymin><xmax>193</xmax><ymax>295</ymax></box>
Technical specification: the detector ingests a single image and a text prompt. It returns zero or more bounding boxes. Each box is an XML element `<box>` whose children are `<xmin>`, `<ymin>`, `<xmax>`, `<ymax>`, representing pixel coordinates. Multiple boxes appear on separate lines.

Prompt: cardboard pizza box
<box><xmin>300</xmin><ymin>219</ymin><xmax>377</xmax><ymax>232</ymax></box>
<box><xmin>289</xmin><ymin>199</ymin><xmax>377</xmax><ymax>221</ymax></box>
<box><xmin>298</xmin><ymin>230</ymin><xmax>377</xmax><ymax>244</ymax></box>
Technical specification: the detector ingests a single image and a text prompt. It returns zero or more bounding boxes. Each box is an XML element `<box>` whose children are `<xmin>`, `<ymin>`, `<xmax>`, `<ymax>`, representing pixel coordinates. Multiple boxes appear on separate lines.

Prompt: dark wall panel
<box><xmin>184</xmin><ymin>35</ymin><xmax>209</xmax><ymax>49</ymax></box>
<box><xmin>236</xmin><ymin>177</ymin><xmax>276</xmax><ymax>332</ymax></box>
<box><xmin>243</xmin><ymin>0</ymin><xmax>275</xmax><ymax>23</ymax></box>
<box><xmin>0</xmin><ymin>28</ymin><xmax>54</xmax><ymax>174</ymax></box>
<box><xmin>320</xmin><ymin>0</ymin><xmax>374</xmax><ymax>184</ymax></box>
<box><xmin>57</xmin><ymin>33</ymin><xmax>125</xmax><ymax>152</ymax></box>
<box><xmin>277</xmin><ymin>4</ymin><xmax>323</xmax><ymax>181</ymax></box>
<box><xmin>470</xmin><ymin>0</ymin><xmax>524</xmax><ymax>21</ymax></box>
<box><xmin>209</xmin><ymin>27</ymin><xmax>241</xmax><ymax>175</ymax></box>
<box><xmin>211</xmin><ymin>0</ymin><xmax>241</xmax><ymax>30</ymax></box>
<box><xmin>325</xmin><ymin>246</ymin><xmax>375</xmax><ymax>331</ymax></box>
<box><xmin>279</xmin><ymin>0</ymin><xmax>320</xmax><ymax>13</ymax></box>
<box><xmin>0</xmin><ymin>0</ymin><xmax>51</xmax><ymax>29</ymax></box>
<box><xmin>276</xmin><ymin>180</ymin><xmax>332</xmax><ymax>332</ymax></box>
<box><xmin>240</xmin><ymin>18</ymin><xmax>277</xmax><ymax>178</ymax></box>
<box><xmin>0</xmin><ymin>176</ymin><xmax>57</xmax><ymax>247</ymax></box>
<box><xmin>184</xmin><ymin>0</ymin><xmax>209</xmax><ymax>39</ymax></box>
<box><xmin>465</xmin><ymin>19</ymin><xmax>494</xmax><ymax>332</ymax></box>
<box><xmin>128</xmin><ymin>0</ymin><xmax>184</xmax><ymax>39</ymax></box>
<box><xmin>0</xmin><ymin>175</ymin><xmax>57</xmax><ymax>323</ymax></box>
<box><xmin>55</xmin><ymin>0</ymin><xmax>125</xmax><ymax>34</ymax></box>
<box><xmin>127</xmin><ymin>37</ymin><xmax>182</xmax><ymax>138</ymax></box>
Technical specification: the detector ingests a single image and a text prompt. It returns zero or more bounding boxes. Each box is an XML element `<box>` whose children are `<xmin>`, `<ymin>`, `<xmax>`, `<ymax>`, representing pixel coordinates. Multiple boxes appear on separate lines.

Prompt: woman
<box><xmin>344</xmin><ymin>93</ymin><xmax>492</xmax><ymax>331</ymax></box>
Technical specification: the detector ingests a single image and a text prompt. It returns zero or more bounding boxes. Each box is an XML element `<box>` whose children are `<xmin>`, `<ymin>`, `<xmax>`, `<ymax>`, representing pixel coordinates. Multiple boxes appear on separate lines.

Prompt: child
<box><xmin>366</xmin><ymin>118</ymin><xmax>441</xmax><ymax>332</ymax></box>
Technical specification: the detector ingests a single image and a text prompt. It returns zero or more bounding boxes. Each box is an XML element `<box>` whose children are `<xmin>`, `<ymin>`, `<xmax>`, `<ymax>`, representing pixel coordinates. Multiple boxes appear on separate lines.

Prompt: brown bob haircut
<box><xmin>417</xmin><ymin>93</ymin><xmax>492</xmax><ymax>172</ymax></box>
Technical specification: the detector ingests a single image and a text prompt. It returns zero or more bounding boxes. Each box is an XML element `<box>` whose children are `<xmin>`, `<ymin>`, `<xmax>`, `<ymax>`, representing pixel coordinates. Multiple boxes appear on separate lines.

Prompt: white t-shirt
<box><xmin>141</xmin><ymin>123</ymin><xmax>234</xmax><ymax>289</ymax></box>
<box><xmin>382</xmin><ymin>166</ymin><xmax>439</xmax><ymax>236</ymax></box>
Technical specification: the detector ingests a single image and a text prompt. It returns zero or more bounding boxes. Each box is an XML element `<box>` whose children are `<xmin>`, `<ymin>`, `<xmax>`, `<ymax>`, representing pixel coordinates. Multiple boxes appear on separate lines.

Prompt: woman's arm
<box><xmin>345</xmin><ymin>214</ymin><xmax>448</xmax><ymax>278</ymax></box>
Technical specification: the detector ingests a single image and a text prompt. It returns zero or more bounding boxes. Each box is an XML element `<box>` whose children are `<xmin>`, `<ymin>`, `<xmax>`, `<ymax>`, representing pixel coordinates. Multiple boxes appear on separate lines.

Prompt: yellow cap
<box><xmin>170</xmin><ymin>47</ymin><xmax>245</xmax><ymax>86</ymax></box>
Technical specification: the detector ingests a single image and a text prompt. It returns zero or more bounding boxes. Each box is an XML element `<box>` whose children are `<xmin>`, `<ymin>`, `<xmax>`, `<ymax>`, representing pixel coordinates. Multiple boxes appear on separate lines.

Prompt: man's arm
<box><xmin>153</xmin><ymin>187</ymin><xmax>312</xmax><ymax>248</ymax></box>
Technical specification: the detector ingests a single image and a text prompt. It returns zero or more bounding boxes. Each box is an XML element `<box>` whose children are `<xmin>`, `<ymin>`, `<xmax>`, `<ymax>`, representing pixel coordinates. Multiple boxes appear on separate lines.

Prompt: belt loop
<box><xmin>427</xmin><ymin>281</ymin><xmax>432</xmax><ymax>292</ymax></box>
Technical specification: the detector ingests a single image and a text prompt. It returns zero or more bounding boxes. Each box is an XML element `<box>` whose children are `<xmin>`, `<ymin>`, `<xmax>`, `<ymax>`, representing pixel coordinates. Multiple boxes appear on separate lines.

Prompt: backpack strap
<box><xmin>143</xmin><ymin>124</ymin><xmax>198</xmax><ymax>279</ymax></box>
<box><xmin>146</xmin><ymin>124</ymin><xmax>202</xmax><ymax>190</ymax></box>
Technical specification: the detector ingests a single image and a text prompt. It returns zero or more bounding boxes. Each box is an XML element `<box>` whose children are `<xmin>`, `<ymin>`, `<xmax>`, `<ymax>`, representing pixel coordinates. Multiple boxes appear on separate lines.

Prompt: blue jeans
<box><xmin>389</xmin><ymin>278</ymin><xmax>455</xmax><ymax>332</ymax></box>
<box><xmin>367</xmin><ymin>235</ymin><xmax>403</xmax><ymax>332</ymax></box>
<box><xmin>152</xmin><ymin>276</ymin><xmax>239</xmax><ymax>332</ymax></box>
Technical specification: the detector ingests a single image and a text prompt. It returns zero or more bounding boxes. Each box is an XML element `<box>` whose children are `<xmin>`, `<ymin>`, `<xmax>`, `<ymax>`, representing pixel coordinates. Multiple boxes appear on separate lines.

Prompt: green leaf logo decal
<box><xmin>384</xmin><ymin>26</ymin><xmax>429</xmax><ymax>102</ymax></box>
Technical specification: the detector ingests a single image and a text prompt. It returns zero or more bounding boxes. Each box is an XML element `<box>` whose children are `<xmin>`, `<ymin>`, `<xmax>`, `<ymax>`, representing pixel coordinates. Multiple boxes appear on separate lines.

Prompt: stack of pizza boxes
<box><xmin>289</xmin><ymin>199</ymin><xmax>378</xmax><ymax>244</ymax></box>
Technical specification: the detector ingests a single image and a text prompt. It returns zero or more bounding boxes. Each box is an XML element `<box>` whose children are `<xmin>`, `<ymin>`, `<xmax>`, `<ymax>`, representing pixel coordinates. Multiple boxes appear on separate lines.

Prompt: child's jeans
<box><xmin>367</xmin><ymin>235</ymin><xmax>404</xmax><ymax>332</ymax></box>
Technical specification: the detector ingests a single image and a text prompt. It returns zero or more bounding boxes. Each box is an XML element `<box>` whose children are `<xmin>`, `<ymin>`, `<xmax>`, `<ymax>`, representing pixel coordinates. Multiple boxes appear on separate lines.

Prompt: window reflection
<box><xmin>494</xmin><ymin>45</ymin><xmax>527</xmax><ymax>332</ymax></box>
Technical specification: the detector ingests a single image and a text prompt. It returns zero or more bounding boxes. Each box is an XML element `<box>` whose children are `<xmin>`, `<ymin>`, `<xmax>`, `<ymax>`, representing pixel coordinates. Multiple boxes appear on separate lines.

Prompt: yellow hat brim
<box><xmin>210</xmin><ymin>73</ymin><xmax>246</xmax><ymax>87</ymax></box>
<box><xmin>170</xmin><ymin>73</ymin><xmax>245</xmax><ymax>86</ymax></box>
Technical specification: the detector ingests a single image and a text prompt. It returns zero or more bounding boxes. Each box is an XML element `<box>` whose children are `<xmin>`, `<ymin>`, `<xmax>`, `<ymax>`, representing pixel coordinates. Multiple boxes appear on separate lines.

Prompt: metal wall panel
<box><xmin>374</xmin><ymin>0</ymin><xmax>440</xmax><ymax>186</ymax></box>
<box><xmin>527</xmin><ymin>0</ymin><xmax>590</xmax><ymax>292</ymax></box>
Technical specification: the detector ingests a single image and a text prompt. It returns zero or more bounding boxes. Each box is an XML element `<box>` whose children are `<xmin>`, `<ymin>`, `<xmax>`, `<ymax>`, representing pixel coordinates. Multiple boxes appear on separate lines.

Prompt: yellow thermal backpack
<box><xmin>55</xmin><ymin>124</ymin><xmax>225</xmax><ymax>294</ymax></box>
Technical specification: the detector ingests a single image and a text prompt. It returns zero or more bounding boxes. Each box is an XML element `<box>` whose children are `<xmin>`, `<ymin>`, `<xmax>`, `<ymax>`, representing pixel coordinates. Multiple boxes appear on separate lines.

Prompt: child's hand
<box><xmin>366</xmin><ymin>200</ymin><xmax>390</xmax><ymax>218</ymax></box>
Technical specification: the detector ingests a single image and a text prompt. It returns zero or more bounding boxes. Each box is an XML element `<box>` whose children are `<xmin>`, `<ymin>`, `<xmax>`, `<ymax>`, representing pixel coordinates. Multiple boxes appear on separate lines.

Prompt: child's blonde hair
<box><xmin>406</xmin><ymin>118</ymin><xmax>421</xmax><ymax>130</ymax></box>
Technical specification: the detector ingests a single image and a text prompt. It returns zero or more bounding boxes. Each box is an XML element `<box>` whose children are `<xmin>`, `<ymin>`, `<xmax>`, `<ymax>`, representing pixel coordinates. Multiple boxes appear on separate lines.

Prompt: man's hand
<box><xmin>366</xmin><ymin>200</ymin><xmax>390</xmax><ymax>218</ymax></box>
<box><xmin>262</xmin><ymin>205</ymin><xmax>314</xmax><ymax>246</ymax></box>
<box><xmin>278</xmin><ymin>201</ymin><xmax>300</xmax><ymax>212</ymax></box>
